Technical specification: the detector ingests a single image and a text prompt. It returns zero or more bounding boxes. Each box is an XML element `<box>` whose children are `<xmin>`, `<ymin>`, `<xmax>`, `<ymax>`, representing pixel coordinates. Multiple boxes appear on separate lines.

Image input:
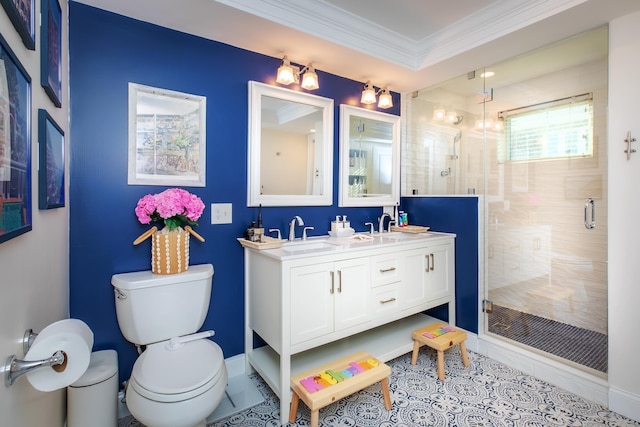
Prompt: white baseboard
<box><xmin>609</xmin><ymin>385</ymin><xmax>640</xmax><ymax>422</ymax></box>
<box><xmin>224</xmin><ymin>352</ymin><xmax>246</xmax><ymax>377</ymax></box>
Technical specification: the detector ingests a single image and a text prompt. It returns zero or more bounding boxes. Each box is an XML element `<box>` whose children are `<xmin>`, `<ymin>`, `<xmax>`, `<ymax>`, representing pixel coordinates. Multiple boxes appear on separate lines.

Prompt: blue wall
<box><xmin>402</xmin><ymin>197</ymin><xmax>479</xmax><ymax>333</ymax></box>
<box><xmin>68</xmin><ymin>3</ymin><xmax>478</xmax><ymax>383</ymax></box>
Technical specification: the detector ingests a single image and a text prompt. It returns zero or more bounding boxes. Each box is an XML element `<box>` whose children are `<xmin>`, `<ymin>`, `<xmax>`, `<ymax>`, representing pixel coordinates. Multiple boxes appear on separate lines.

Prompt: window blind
<box><xmin>505</xmin><ymin>98</ymin><xmax>593</xmax><ymax>162</ymax></box>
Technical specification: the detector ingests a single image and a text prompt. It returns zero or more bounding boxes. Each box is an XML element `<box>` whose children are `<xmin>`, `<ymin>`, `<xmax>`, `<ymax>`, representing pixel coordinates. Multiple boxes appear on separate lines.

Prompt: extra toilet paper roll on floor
<box><xmin>24</xmin><ymin>319</ymin><xmax>94</xmax><ymax>392</ymax></box>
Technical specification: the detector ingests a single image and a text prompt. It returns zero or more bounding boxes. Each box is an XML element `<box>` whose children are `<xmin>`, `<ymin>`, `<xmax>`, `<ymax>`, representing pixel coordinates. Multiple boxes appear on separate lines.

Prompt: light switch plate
<box><xmin>211</xmin><ymin>203</ymin><xmax>232</xmax><ymax>224</ymax></box>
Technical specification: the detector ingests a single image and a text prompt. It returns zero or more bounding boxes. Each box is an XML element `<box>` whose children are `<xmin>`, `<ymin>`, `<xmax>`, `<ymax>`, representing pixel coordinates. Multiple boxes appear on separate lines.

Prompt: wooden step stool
<box><xmin>289</xmin><ymin>351</ymin><xmax>392</xmax><ymax>427</ymax></box>
<box><xmin>411</xmin><ymin>322</ymin><xmax>469</xmax><ymax>380</ymax></box>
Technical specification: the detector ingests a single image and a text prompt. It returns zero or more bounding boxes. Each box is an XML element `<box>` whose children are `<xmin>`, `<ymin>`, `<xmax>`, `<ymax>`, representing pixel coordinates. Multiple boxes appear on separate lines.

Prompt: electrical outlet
<box><xmin>211</xmin><ymin>203</ymin><xmax>232</xmax><ymax>224</ymax></box>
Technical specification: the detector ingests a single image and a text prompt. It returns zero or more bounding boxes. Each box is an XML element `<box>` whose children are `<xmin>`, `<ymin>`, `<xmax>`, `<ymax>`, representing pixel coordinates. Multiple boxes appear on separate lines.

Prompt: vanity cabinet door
<box><xmin>425</xmin><ymin>242</ymin><xmax>454</xmax><ymax>303</ymax></box>
<box><xmin>290</xmin><ymin>262</ymin><xmax>335</xmax><ymax>345</ymax></box>
<box><xmin>401</xmin><ymin>248</ymin><xmax>430</xmax><ymax>309</ymax></box>
<box><xmin>401</xmin><ymin>242</ymin><xmax>454</xmax><ymax>310</ymax></box>
<box><xmin>334</xmin><ymin>258</ymin><xmax>371</xmax><ymax>331</ymax></box>
<box><xmin>290</xmin><ymin>257</ymin><xmax>370</xmax><ymax>345</ymax></box>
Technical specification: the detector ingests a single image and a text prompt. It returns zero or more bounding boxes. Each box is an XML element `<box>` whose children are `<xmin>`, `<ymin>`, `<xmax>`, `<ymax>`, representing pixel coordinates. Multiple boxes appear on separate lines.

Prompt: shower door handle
<box><xmin>584</xmin><ymin>198</ymin><xmax>596</xmax><ymax>229</ymax></box>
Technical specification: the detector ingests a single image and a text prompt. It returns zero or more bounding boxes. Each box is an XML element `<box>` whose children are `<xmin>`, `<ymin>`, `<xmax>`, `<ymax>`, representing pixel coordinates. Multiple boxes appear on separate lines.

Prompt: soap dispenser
<box><xmin>331</xmin><ymin>216</ymin><xmax>343</xmax><ymax>232</ymax></box>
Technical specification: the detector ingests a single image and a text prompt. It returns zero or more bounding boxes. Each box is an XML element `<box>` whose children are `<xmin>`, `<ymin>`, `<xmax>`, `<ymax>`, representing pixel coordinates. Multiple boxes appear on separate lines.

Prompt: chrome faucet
<box><xmin>302</xmin><ymin>226</ymin><xmax>314</xmax><ymax>240</ymax></box>
<box><xmin>378</xmin><ymin>213</ymin><xmax>391</xmax><ymax>233</ymax></box>
<box><xmin>288</xmin><ymin>216</ymin><xmax>304</xmax><ymax>241</ymax></box>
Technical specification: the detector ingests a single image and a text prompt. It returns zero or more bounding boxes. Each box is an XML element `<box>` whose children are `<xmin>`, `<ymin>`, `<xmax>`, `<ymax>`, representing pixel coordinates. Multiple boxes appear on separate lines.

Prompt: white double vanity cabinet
<box><xmin>242</xmin><ymin>231</ymin><xmax>456</xmax><ymax>424</ymax></box>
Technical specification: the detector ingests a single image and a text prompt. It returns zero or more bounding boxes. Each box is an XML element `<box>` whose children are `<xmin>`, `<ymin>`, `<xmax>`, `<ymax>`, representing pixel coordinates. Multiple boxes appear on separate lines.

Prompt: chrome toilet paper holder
<box><xmin>4</xmin><ymin>328</ymin><xmax>66</xmax><ymax>387</ymax></box>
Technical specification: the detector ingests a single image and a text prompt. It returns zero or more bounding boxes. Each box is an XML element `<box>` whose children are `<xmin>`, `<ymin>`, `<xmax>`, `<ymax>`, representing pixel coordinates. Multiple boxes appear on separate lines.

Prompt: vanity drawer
<box><xmin>371</xmin><ymin>254</ymin><xmax>402</xmax><ymax>287</ymax></box>
<box><xmin>371</xmin><ymin>283</ymin><xmax>399</xmax><ymax>317</ymax></box>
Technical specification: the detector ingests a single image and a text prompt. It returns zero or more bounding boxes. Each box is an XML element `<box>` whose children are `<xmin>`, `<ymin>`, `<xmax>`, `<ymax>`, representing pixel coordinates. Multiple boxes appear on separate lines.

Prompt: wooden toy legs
<box><xmin>289</xmin><ymin>393</ymin><xmax>299</xmax><ymax>424</ymax></box>
<box><xmin>381</xmin><ymin>377</ymin><xmax>392</xmax><ymax>410</ymax></box>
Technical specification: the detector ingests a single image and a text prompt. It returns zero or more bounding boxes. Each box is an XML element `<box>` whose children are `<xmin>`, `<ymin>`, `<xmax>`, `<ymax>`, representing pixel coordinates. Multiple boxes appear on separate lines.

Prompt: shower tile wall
<box><xmin>403</xmin><ymin>85</ymin><xmax>485</xmax><ymax>196</ymax></box>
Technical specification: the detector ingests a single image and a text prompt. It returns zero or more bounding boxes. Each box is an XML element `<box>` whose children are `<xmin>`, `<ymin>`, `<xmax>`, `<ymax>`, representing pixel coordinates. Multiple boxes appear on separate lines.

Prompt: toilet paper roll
<box><xmin>23</xmin><ymin>319</ymin><xmax>94</xmax><ymax>392</ymax></box>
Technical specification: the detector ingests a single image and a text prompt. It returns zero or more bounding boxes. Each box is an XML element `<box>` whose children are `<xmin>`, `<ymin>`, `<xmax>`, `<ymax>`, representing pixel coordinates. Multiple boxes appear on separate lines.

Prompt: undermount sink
<box><xmin>281</xmin><ymin>240</ymin><xmax>341</xmax><ymax>253</ymax></box>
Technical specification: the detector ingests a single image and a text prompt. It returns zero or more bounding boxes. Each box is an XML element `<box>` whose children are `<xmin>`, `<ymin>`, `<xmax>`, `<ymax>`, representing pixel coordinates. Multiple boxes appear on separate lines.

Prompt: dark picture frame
<box><xmin>38</xmin><ymin>109</ymin><xmax>64</xmax><ymax>209</ymax></box>
<box><xmin>0</xmin><ymin>33</ymin><xmax>32</xmax><ymax>243</ymax></box>
<box><xmin>40</xmin><ymin>0</ymin><xmax>61</xmax><ymax>107</ymax></box>
<box><xmin>0</xmin><ymin>0</ymin><xmax>35</xmax><ymax>50</ymax></box>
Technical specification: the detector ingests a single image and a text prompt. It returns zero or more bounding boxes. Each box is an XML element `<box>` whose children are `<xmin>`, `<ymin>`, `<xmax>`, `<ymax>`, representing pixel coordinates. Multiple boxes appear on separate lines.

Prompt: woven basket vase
<box><xmin>151</xmin><ymin>228</ymin><xmax>190</xmax><ymax>274</ymax></box>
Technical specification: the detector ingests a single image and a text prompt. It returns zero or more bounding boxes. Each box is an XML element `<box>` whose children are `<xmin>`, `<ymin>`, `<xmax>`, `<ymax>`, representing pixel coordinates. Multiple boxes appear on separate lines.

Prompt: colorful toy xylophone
<box><xmin>422</xmin><ymin>325</ymin><xmax>456</xmax><ymax>339</ymax></box>
<box><xmin>299</xmin><ymin>358</ymin><xmax>380</xmax><ymax>393</ymax></box>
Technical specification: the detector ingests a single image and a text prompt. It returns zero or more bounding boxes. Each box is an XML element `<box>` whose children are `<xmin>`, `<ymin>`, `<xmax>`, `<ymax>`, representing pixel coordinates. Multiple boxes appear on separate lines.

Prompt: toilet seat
<box><xmin>130</xmin><ymin>338</ymin><xmax>225</xmax><ymax>403</ymax></box>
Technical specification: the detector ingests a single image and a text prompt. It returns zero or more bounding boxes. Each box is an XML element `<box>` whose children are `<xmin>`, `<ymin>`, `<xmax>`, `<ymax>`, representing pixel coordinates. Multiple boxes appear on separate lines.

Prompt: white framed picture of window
<box><xmin>128</xmin><ymin>83</ymin><xmax>206</xmax><ymax>186</ymax></box>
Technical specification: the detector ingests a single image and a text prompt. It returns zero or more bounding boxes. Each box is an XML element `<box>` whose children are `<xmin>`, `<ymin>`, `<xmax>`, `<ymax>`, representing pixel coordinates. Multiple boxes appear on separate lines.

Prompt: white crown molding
<box><xmin>416</xmin><ymin>0</ymin><xmax>590</xmax><ymax>68</ymax></box>
<box><xmin>216</xmin><ymin>0</ymin><xmax>589</xmax><ymax>71</ymax></box>
<box><xmin>214</xmin><ymin>0</ymin><xmax>426</xmax><ymax>69</ymax></box>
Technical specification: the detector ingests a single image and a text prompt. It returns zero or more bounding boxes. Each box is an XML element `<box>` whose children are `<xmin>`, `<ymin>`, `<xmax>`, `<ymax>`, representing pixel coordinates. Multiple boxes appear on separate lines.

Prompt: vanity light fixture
<box><xmin>276</xmin><ymin>56</ymin><xmax>296</xmax><ymax>85</ymax></box>
<box><xmin>378</xmin><ymin>88</ymin><xmax>393</xmax><ymax>109</ymax></box>
<box><xmin>275</xmin><ymin>55</ymin><xmax>319</xmax><ymax>90</ymax></box>
<box><xmin>360</xmin><ymin>81</ymin><xmax>393</xmax><ymax>109</ymax></box>
<box><xmin>361</xmin><ymin>81</ymin><xmax>377</xmax><ymax>104</ymax></box>
<box><xmin>300</xmin><ymin>64</ymin><xmax>319</xmax><ymax>90</ymax></box>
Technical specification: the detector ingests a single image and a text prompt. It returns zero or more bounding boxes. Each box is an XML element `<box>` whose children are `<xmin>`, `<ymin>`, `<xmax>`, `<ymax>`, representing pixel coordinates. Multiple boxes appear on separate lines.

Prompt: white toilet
<box><xmin>111</xmin><ymin>264</ymin><xmax>227</xmax><ymax>427</ymax></box>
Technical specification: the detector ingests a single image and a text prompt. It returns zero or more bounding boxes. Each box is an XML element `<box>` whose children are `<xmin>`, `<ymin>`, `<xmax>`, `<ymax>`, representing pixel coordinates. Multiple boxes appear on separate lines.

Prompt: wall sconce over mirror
<box><xmin>339</xmin><ymin>105</ymin><xmax>400</xmax><ymax>207</ymax></box>
<box><xmin>360</xmin><ymin>81</ymin><xmax>393</xmax><ymax>109</ymax></box>
<box><xmin>247</xmin><ymin>81</ymin><xmax>334</xmax><ymax>207</ymax></box>
<box><xmin>276</xmin><ymin>55</ymin><xmax>319</xmax><ymax>90</ymax></box>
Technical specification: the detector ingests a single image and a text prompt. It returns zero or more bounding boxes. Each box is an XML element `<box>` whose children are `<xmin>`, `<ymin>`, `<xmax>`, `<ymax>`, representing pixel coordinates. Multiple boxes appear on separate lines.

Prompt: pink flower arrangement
<box><xmin>135</xmin><ymin>188</ymin><xmax>205</xmax><ymax>231</ymax></box>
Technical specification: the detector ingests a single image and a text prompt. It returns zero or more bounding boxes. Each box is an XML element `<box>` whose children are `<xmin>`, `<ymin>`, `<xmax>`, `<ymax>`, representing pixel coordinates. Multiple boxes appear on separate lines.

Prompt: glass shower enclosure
<box><xmin>404</xmin><ymin>26</ymin><xmax>608</xmax><ymax>374</ymax></box>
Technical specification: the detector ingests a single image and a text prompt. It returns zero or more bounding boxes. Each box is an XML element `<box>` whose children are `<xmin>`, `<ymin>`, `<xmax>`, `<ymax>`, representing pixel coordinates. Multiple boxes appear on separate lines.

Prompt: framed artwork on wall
<box><xmin>0</xmin><ymin>33</ymin><xmax>32</xmax><ymax>243</ymax></box>
<box><xmin>128</xmin><ymin>83</ymin><xmax>207</xmax><ymax>187</ymax></box>
<box><xmin>38</xmin><ymin>109</ymin><xmax>64</xmax><ymax>209</ymax></box>
<box><xmin>0</xmin><ymin>0</ymin><xmax>35</xmax><ymax>50</ymax></box>
<box><xmin>40</xmin><ymin>0</ymin><xmax>61</xmax><ymax>107</ymax></box>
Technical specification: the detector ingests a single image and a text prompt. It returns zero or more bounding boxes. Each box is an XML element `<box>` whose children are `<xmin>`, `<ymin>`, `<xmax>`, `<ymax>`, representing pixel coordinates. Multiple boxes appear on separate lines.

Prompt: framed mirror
<box><xmin>247</xmin><ymin>81</ymin><xmax>334</xmax><ymax>206</ymax></box>
<box><xmin>338</xmin><ymin>105</ymin><xmax>400</xmax><ymax>207</ymax></box>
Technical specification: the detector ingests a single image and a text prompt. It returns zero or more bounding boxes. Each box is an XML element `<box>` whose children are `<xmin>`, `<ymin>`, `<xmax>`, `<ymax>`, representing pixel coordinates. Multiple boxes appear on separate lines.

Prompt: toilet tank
<box><xmin>111</xmin><ymin>264</ymin><xmax>213</xmax><ymax>345</ymax></box>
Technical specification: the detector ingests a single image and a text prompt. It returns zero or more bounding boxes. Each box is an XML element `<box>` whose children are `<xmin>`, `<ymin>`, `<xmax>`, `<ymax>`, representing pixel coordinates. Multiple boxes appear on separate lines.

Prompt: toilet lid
<box><xmin>132</xmin><ymin>338</ymin><xmax>224</xmax><ymax>395</ymax></box>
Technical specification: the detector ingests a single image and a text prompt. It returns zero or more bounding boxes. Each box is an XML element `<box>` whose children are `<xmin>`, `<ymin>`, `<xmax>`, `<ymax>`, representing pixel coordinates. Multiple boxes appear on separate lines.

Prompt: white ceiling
<box><xmin>74</xmin><ymin>0</ymin><xmax>640</xmax><ymax>93</ymax></box>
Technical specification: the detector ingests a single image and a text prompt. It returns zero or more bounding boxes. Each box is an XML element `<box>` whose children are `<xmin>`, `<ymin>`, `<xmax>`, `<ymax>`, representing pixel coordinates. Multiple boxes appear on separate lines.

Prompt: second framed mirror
<box><xmin>339</xmin><ymin>105</ymin><xmax>400</xmax><ymax>207</ymax></box>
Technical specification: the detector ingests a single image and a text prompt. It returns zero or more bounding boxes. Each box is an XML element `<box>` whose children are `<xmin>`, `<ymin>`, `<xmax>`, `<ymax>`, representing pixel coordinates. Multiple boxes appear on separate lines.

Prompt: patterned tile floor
<box><xmin>119</xmin><ymin>348</ymin><xmax>639</xmax><ymax>426</ymax></box>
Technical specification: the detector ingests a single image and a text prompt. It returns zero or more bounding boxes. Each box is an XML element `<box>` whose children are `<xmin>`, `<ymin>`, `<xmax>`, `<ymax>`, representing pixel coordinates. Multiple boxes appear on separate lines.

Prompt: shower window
<box><xmin>503</xmin><ymin>94</ymin><xmax>593</xmax><ymax>162</ymax></box>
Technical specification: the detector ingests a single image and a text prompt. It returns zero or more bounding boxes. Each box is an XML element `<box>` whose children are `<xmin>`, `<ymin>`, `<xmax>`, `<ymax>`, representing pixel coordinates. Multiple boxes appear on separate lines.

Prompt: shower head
<box><xmin>454</xmin><ymin>131</ymin><xmax>462</xmax><ymax>143</ymax></box>
<box><xmin>452</xmin><ymin>115</ymin><xmax>464</xmax><ymax>125</ymax></box>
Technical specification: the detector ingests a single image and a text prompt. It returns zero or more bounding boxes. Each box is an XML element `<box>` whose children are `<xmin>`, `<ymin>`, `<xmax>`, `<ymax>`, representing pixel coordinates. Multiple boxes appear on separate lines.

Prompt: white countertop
<box><xmin>246</xmin><ymin>231</ymin><xmax>455</xmax><ymax>260</ymax></box>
